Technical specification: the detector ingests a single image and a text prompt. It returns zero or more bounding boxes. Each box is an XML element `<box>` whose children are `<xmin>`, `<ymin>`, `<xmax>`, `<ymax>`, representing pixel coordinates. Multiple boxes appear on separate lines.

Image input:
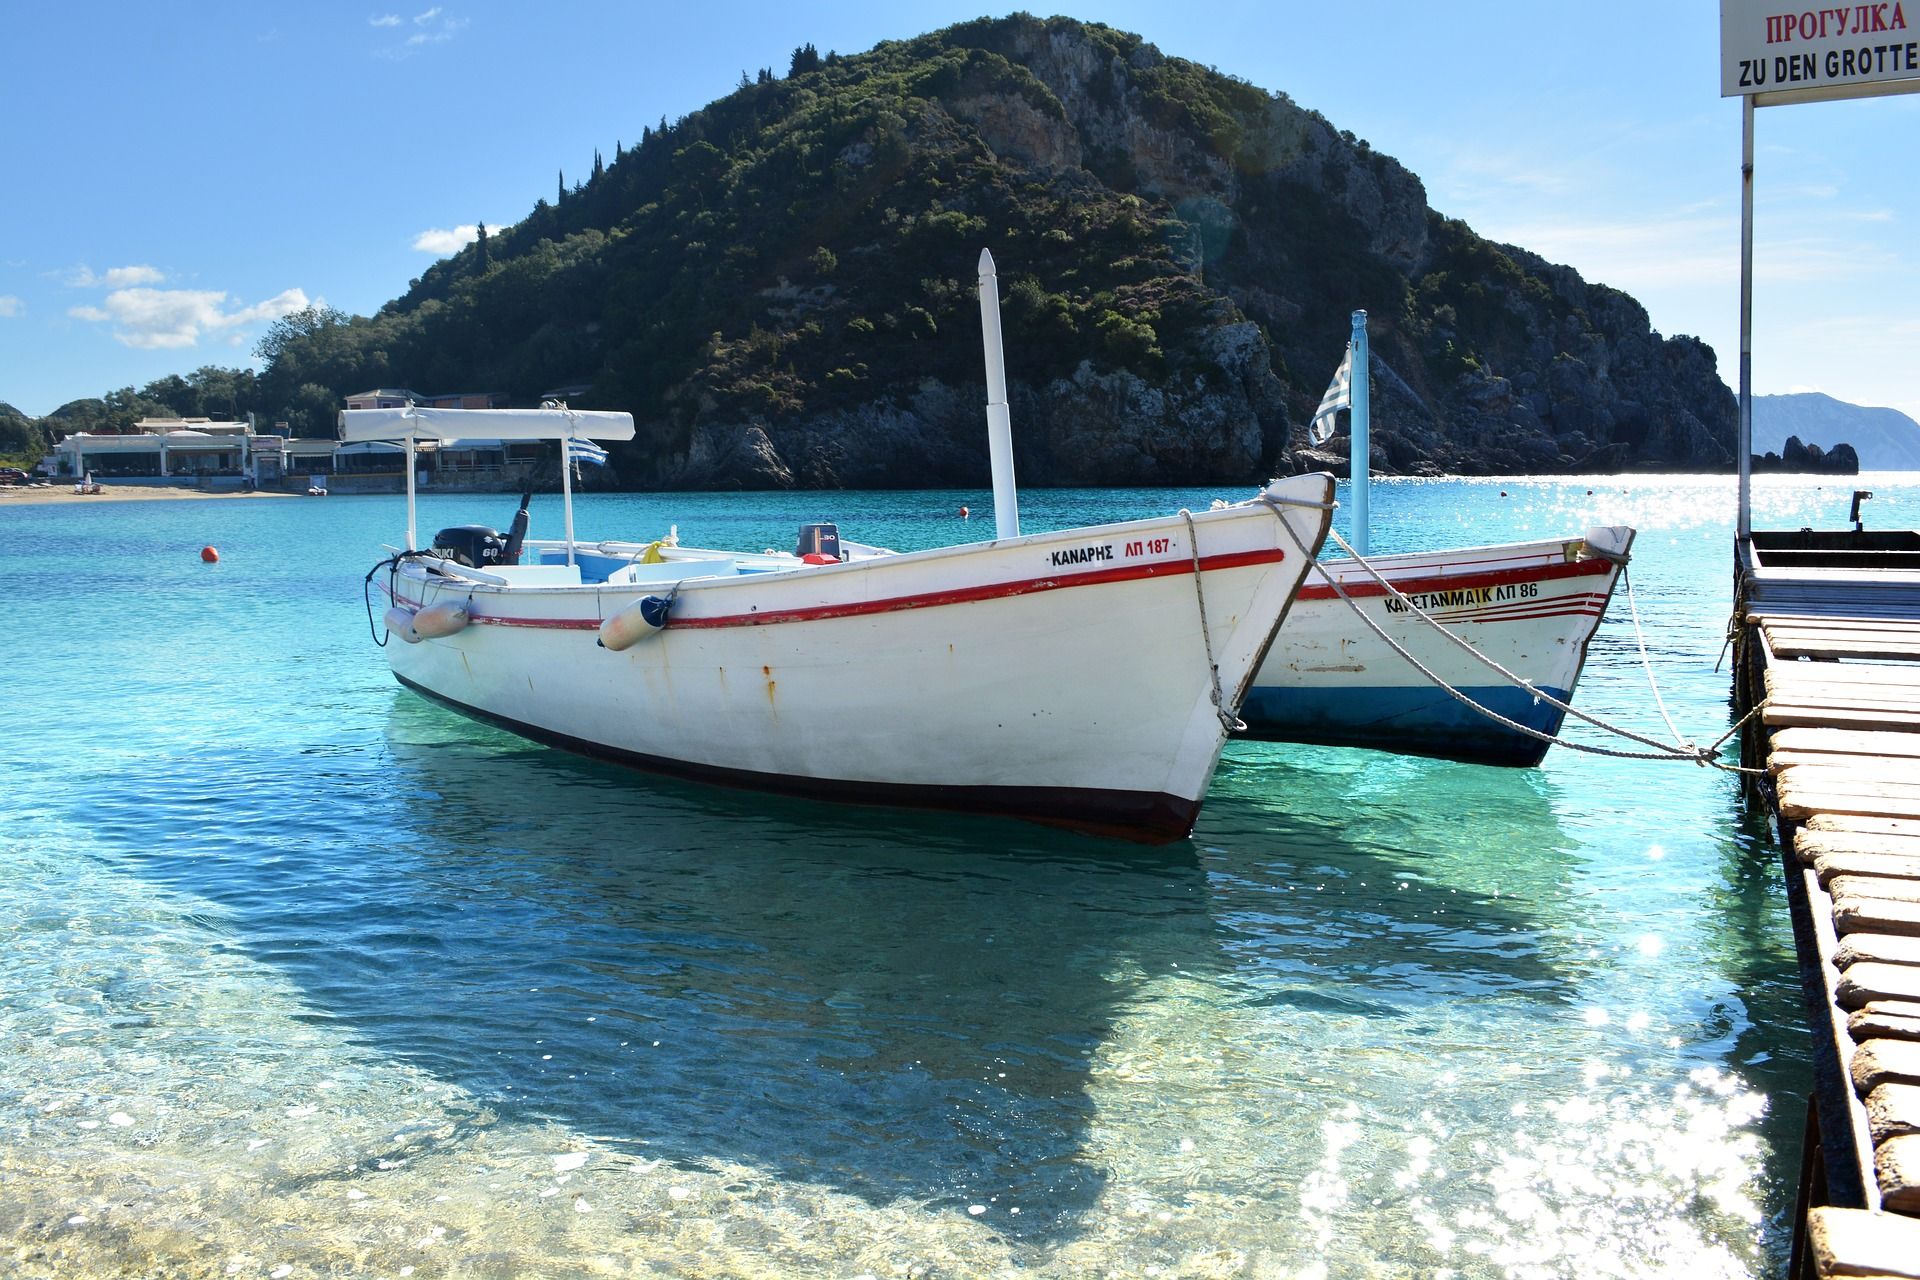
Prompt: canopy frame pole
<box><xmin>404</xmin><ymin>401</ymin><xmax>418</xmax><ymax>551</ymax></box>
<box><xmin>560</xmin><ymin>404</ymin><xmax>577</xmax><ymax>566</ymax></box>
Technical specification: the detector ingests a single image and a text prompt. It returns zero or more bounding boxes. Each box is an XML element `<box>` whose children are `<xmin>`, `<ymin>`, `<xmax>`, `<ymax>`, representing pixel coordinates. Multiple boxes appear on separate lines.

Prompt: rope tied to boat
<box><xmin>1179</xmin><ymin>508</ymin><xmax>1246</xmax><ymax>735</ymax></box>
<box><xmin>1274</xmin><ymin>519</ymin><xmax>1766</xmax><ymax>773</ymax></box>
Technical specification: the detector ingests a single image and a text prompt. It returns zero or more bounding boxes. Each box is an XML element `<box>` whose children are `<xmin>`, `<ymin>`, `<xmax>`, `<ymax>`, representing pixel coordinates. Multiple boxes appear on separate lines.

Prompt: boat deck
<box><xmin>1734</xmin><ymin>532</ymin><xmax>1920</xmax><ymax>1277</ymax></box>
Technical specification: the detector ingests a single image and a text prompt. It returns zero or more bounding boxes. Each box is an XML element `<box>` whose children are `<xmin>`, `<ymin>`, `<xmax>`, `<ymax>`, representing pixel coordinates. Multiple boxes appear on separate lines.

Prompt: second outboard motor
<box><xmin>501</xmin><ymin>487</ymin><xmax>533</xmax><ymax>565</ymax></box>
<box><xmin>796</xmin><ymin>522</ymin><xmax>841</xmax><ymax>561</ymax></box>
<box><xmin>433</xmin><ymin>525</ymin><xmax>510</xmax><ymax>568</ymax></box>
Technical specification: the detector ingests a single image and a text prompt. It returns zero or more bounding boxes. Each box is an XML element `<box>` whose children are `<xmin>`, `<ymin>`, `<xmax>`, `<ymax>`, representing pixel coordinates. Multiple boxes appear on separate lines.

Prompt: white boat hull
<box><xmin>1241</xmin><ymin>527</ymin><xmax>1633</xmax><ymax>765</ymax></box>
<box><xmin>380</xmin><ymin>475</ymin><xmax>1333</xmax><ymax>840</ymax></box>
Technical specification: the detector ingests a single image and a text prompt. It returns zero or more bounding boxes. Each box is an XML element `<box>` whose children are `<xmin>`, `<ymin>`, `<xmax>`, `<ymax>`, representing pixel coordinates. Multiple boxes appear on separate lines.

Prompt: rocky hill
<box><xmin>1756</xmin><ymin>392</ymin><xmax>1920</xmax><ymax>469</ymax></box>
<box><xmin>253</xmin><ymin>15</ymin><xmax>1737</xmax><ymax>486</ymax></box>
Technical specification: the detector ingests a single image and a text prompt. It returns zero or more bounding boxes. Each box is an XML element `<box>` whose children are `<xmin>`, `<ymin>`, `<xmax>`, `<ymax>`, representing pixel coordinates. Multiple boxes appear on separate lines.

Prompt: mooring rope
<box><xmin>1180</xmin><ymin>508</ymin><xmax>1245</xmax><ymax>734</ymax></box>
<box><xmin>1272</xmin><ymin>519</ymin><xmax>1766</xmax><ymax>773</ymax></box>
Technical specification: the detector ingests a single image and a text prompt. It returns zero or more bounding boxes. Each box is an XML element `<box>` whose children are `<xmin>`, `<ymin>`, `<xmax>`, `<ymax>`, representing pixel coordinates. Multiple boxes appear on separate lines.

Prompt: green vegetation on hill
<box><xmin>27</xmin><ymin>14</ymin><xmax>1740</xmax><ymax>484</ymax></box>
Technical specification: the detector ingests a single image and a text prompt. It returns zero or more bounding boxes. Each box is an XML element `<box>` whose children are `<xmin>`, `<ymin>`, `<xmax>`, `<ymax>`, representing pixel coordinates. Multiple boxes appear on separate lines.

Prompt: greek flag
<box><xmin>1308</xmin><ymin>345</ymin><xmax>1351</xmax><ymax>446</ymax></box>
<box><xmin>566</xmin><ymin>439</ymin><xmax>609</xmax><ymax>467</ymax></box>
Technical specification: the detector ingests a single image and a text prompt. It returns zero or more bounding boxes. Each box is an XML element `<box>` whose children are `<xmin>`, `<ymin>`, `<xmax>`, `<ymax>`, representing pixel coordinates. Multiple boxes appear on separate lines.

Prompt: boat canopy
<box><xmin>340</xmin><ymin>405</ymin><xmax>635</xmax><ymax>444</ymax></box>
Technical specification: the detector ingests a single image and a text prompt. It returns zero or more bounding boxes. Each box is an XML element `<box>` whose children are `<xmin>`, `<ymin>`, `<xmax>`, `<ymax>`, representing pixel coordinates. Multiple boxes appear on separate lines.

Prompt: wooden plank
<box><xmin>1854</xmin><ymin>1040</ymin><xmax>1920</xmax><ymax>1094</ymax></box>
<box><xmin>1807</xmin><ymin>1205</ymin><xmax>1920</xmax><ymax>1276</ymax></box>
<box><xmin>1839</xmin><ymin>963</ymin><xmax>1920</xmax><ymax>1009</ymax></box>
<box><xmin>1882</xmin><ymin>1136</ymin><xmax>1920</xmax><ymax>1214</ymax></box>
<box><xmin>1814</xmin><ymin>851</ymin><xmax>1920</xmax><ymax>885</ymax></box>
<box><xmin>1775</xmin><ymin>728</ymin><xmax>1920</xmax><ymax>759</ymax></box>
<box><xmin>1766</xmin><ymin>706</ymin><xmax>1920</xmax><ymax>732</ymax></box>
<box><xmin>1800</xmin><ymin>828</ymin><xmax>1920</xmax><ymax>859</ymax></box>
<box><xmin>1770</xmin><ymin>662</ymin><xmax>1920</xmax><ymax>684</ymax></box>
<box><xmin>1834</xmin><ymin>879</ymin><xmax>1920</xmax><ymax>908</ymax></box>
<box><xmin>1835</xmin><ymin>897</ymin><xmax>1920</xmax><ymax>937</ymax></box>
<box><xmin>1839</xmin><ymin>936</ymin><xmax>1920</xmax><ymax>969</ymax></box>
<box><xmin>1781</xmin><ymin>787</ymin><xmax>1920</xmax><ymax>823</ymax></box>
<box><xmin>1853</xmin><ymin>1008</ymin><xmax>1920</xmax><ymax>1043</ymax></box>
<box><xmin>1780</xmin><ymin>764</ymin><xmax>1920</xmax><ymax>789</ymax></box>
<box><xmin>1764</xmin><ymin>692</ymin><xmax>1920</xmax><ymax>714</ymax></box>
<box><xmin>1810</xmin><ymin>816</ymin><xmax>1920</xmax><ymax>839</ymax></box>
<box><xmin>1777</xmin><ymin>752</ymin><xmax>1920</xmax><ymax>777</ymax></box>
<box><xmin>1867</xmin><ymin>1083</ymin><xmax>1920</xmax><ymax>1142</ymax></box>
<box><xmin>1772</xmin><ymin>641</ymin><xmax>1920</xmax><ymax>661</ymax></box>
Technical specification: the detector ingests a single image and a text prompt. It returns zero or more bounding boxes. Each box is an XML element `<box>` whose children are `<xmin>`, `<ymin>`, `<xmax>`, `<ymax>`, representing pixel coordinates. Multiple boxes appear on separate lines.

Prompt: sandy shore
<box><xmin>0</xmin><ymin>484</ymin><xmax>302</xmax><ymax>506</ymax></box>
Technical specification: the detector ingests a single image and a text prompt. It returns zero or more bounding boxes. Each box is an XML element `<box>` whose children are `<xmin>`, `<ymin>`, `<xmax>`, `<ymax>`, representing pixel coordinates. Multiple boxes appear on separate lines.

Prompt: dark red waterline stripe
<box><xmin>393</xmin><ymin>673</ymin><xmax>1201</xmax><ymax>843</ymax></box>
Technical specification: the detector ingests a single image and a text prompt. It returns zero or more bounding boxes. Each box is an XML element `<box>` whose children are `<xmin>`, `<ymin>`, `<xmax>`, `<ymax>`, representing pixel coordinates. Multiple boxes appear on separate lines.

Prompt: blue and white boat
<box><xmin>1239</xmin><ymin>527</ymin><xmax>1633</xmax><ymax>765</ymax></box>
<box><xmin>1238</xmin><ymin>310</ymin><xmax>1633</xmax><ymax>765</ymax></box>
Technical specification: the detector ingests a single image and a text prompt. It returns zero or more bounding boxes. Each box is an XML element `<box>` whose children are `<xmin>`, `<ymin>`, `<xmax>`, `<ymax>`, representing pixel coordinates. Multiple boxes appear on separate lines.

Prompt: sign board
<box><xmin>1722</xmin><ymin>0</ymin><xmax>1920</xmax><ymax>96</ymax></box>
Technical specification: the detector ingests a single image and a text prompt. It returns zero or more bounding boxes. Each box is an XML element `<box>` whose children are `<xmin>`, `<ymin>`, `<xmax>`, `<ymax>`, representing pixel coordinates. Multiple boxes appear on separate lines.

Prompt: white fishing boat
<box><xmin>357</xmin><ymin>253</ymin><xmax>1334</xmax><ymax>839</ymax></box>
<box><xmin>1240</xmin><ymin>527</ymin><xmax>1633</xmax><ymax>765</ymax></box>
<box><xmin>357</xmin><ymin>404</ymin><xmax>1330</xmax><ymax>841</ymax></box>
<box><xmin>1239</xmin><ymin>311</ymin><xmax>1634</xmax><ymax>765</ymax></box>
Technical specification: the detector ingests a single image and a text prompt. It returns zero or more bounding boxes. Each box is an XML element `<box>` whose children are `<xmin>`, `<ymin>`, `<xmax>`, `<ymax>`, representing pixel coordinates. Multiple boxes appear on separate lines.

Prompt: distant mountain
<box><xmin>1754</xmin><ymin>392</ymin><xmax>1920</xmax><ymax>469</ymax></box>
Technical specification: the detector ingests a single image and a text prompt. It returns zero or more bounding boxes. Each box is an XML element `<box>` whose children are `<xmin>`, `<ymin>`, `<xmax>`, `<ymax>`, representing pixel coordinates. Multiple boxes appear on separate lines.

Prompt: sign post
<box><xmin>1718</xmin><ymin>0</ymin><xmax>1920</xmax><ymax>542</ymax></box>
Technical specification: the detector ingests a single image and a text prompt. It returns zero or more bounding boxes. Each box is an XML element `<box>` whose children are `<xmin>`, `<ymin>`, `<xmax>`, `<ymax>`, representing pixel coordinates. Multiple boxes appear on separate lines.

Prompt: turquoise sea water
<box><xmin>3</xmin><ymin>473</ymin><xmax>1911</xmax><ymax>1279</ymax></box>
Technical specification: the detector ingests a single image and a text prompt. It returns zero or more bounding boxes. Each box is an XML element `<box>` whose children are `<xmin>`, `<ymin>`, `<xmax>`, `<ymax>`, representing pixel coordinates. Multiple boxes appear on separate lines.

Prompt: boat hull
<box><xmin>381</xmin><ymin>475</ymin><xmax>1333</xmax><ymax>840</ymax></box>
<box><xmin>1240</xmin><ymin>527</ymin><xmax>1633</xmax><ymax>766</ymax></box>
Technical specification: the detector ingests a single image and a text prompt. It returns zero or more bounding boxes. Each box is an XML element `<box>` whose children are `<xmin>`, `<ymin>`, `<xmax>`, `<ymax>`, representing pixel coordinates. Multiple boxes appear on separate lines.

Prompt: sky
<box><xmin>2</xmin><ymin>1</ymin><xmax>1915</xmax><ymax>421</ymax></box>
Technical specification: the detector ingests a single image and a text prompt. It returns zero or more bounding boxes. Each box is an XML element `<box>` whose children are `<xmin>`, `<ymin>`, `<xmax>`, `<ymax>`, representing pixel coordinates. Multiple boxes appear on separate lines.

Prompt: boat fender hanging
<box><xmin>411</xmin><ymin>602</ymin><xmax>470</xmax><ymax>640</ymax></box>
<box><xmin>599</xmin><ymin>594</ymin><xmax>672</xmax><ymax>651</ymax></box>
<box><xmin>385</xmin><ymin>605</ymin><xmax>423</xmax><ymax>644</ymax></box>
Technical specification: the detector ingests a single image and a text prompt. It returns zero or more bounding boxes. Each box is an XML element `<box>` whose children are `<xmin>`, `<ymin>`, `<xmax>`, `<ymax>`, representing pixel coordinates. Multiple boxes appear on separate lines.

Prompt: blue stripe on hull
<box><xmin>1237</xmin><ymin>683</ymin><xmax>1573</xmax><ymax>767</ymax></box>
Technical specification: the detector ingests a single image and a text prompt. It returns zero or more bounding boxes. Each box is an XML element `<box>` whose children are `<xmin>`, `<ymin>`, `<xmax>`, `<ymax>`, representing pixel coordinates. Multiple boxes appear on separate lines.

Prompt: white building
<box><xmin>52</xmin><ymin>418</ymin><xmax>261</xmax><ymax>480</ymax></box>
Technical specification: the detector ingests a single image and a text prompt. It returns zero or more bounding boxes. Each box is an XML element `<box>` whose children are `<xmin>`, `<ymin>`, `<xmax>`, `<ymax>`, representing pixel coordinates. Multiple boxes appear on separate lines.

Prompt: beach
<box><xmin>0</xmin><ymin>484</ymin><xmax>301</xmax><ymax>505</ymax></box>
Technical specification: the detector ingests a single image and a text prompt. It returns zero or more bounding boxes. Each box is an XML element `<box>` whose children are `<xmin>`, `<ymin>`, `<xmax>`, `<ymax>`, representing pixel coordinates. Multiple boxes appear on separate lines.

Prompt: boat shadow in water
<box><xmin>320</xmin><ymin>704</ymin><xmax>1228</xmax><ymax>1236</ymax></box>
<box><xmin>92</xmin><ymin>696</ymin><xmax>1589</xmax><ymax>1247</ymax></box>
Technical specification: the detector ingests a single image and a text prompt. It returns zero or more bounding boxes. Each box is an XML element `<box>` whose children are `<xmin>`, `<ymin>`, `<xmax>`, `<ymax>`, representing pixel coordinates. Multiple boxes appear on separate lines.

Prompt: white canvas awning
<box><xmin>340</xmin><ymin>406</ymin><xmax>634</xmax><ymax>444</ymax></box>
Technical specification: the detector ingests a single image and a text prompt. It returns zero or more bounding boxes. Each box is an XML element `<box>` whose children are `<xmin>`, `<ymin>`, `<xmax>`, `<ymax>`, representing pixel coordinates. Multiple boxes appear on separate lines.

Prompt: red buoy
<box><xmin>959</xmin><ymin>506</ymin><xmax>970</xmax><ymax>518</ymax></box>
<box><xmin>200</xmin><ymin>546</ymin><xmax>219</xmax><ymax>563</ymax></box>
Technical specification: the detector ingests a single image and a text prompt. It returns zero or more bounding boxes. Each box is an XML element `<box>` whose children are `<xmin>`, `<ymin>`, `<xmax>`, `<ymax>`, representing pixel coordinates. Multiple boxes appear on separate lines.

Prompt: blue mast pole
<box><xmin>1349</xmin><ymin>309</ymin><xmax>1369</xmax><ymax>557</ymax></box>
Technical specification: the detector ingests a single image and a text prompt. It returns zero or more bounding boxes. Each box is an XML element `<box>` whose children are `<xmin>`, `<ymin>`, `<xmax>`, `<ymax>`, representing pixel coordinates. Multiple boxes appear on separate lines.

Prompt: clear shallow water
<box><xmin>1</xmin><ymin>474</ymin><xmax>1905</xmax><ymax>1278</ymax></box>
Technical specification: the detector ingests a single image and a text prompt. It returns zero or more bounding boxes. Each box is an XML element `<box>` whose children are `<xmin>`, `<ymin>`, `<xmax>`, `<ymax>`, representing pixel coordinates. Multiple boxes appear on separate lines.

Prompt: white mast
<box><xmin>976</xmin><ymin>248</ymin><xmax>1021</xmax><ymax>541</ymax></box>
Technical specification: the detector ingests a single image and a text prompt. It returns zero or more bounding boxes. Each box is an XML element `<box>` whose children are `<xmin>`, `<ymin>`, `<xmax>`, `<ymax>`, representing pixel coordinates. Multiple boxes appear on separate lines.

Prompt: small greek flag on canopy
<box><xmin>566</xmin><ymin>439</ymin><xmax>609</xmax><ymax>467</ymax></box>
<box><xmin>1308</xmin><ymin>345</ymin><xmax>1351</xmax><ymax>446</ymax></box>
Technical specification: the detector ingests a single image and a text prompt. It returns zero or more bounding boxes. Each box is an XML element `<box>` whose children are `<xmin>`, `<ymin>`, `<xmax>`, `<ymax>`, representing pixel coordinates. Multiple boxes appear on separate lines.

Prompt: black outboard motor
<box><xmin>501</xmin><ymin>487</ymin><xmax>532</xmax><ymax>565</ymax></box>
<box><xmin>432</xmin><ymin>525</ymin><xmax>510</xmax><ymax>568</ymax></box>
<box><xmin>796</xmin><ymin>522</ymin><xmax>841</xmax><ymax>561</ymax></box>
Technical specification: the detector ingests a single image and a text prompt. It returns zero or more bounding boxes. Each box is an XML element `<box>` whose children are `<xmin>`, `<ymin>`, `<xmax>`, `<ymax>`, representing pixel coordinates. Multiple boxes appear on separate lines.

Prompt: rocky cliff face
<box><xmin>371</xmin><ymin>15</ymin><xmax>1737</xmax><ymax>487</ymax></box>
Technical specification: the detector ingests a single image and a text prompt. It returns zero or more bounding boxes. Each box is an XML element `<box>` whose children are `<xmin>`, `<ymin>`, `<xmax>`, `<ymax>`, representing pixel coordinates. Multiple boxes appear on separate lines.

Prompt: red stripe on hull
<box><xmin>397</xmin><ymin>547</ymin><xmax>1287</xmax><ymax>632</ymax></box>
<box><xmin>1294</xmin><ymin>556</ymin><xmax>1612</xmax><ymax>602</ymax></box>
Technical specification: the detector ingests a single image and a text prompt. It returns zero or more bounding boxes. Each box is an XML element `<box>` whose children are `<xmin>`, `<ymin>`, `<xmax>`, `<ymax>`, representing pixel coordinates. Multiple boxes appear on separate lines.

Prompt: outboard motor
<box><xmin>796</xmin><ymin>522</ymin><xmax>841</xmax><ymax>561</ymax></box>
<box><xmin>432</xmin><ymin>524</ymin><xmax>510</xmax><ymax>568</ymax></box>
<box><xmin>501</xmin><ymin>487</ymin><xmax>533</xmax><ymax>565</ymax></box>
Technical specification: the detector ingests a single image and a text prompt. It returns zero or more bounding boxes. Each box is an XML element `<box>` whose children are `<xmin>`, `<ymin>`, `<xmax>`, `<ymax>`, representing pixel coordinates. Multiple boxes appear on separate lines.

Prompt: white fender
<box><xmin>599</xmin><ymin>594</ymin><xmax>672</xmax><ymax>652</ymax></box>
<box><xmin>412</xmin><ymin>601</ymin><xmax>470</xmax><ymax>639</ymax></box>
<box><xmin>384</xmin><ymin>605</ymin><xmax>423</xmax><ymax>644</ymax></box>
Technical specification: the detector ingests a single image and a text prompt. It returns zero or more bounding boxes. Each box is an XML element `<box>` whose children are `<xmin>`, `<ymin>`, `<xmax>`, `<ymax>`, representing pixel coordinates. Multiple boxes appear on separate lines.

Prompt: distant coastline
<box><xmin>0</xmin><ymin>485</ymin><xmax>299</xmax><ymax>506</ymax></box>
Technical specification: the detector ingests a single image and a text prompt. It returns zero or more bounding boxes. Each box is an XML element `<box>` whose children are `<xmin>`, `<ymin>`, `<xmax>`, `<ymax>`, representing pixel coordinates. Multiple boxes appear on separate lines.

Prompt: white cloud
<box><xmin>374</xmin><ymin>7</ymin><xmax>462</xmax><ymax>58</ymax></box>
<box><xmin>369</xmin><ymin>13</ymin><xmax>401</xmax><ymax>26</ymax></box>
<box><xmin>0</xmin><ymin>295</ymin><xmax>21</xmax><ymax>317</ymax></box>
<box><xmin>68</xmin><ymin>286</ymin><xmax>310</xmax><ymax>350</ymax></box>
<box><xmin>412</xmin><ymin>224</ymin><xmax>480</xmax><ymax>254</ymax></box>
<box><xmin>64</xmin><ymin>263</ymin><xmax>166</xmax><ymax>288</ymax></box>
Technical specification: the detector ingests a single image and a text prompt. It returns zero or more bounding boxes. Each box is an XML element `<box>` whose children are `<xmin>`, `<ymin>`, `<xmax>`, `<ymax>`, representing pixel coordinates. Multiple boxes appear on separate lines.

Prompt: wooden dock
<box><xmin>1734</xmin><ymin>533</ymin><xmax>1920</xmax><ymax>1278</ymax></box>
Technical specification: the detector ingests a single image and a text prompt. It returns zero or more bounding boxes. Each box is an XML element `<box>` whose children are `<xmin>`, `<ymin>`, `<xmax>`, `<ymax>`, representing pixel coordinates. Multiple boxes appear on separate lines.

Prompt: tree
<box><xmin>254</xmin><ymin>305</ymin><xmax>350</xmax><ymax>370</ymax></box>
<box><xmin>476</xmin><ymin>222</ymin><xmax>491</xmax><ymax>271</ymax></box>
<box><xmin>789</xmin><ymin>42</ymin><xmax>821</xmax><ymax>77</ymax></box>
